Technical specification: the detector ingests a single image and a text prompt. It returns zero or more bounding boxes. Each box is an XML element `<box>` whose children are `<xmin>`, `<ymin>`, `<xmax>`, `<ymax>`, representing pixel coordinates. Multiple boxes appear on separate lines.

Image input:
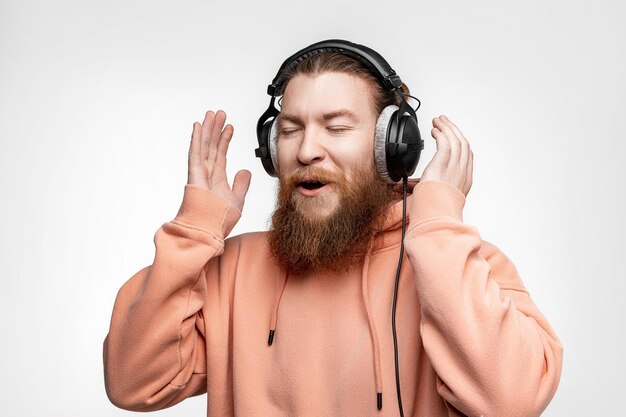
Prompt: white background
<box><xmin>1</xmin><ymin>0</ymin><xmax>624</xmax><ymax>415</ymax></box>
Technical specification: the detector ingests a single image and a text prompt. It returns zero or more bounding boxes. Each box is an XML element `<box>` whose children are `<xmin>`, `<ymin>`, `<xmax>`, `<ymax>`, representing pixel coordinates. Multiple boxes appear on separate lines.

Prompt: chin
<box><xmin>292</xmin><ymin>192</ymin><xmax>338</xmax><ymax>217</ymax></box>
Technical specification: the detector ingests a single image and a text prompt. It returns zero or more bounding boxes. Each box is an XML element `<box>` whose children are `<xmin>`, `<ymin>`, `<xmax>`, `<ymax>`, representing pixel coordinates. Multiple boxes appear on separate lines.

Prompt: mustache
<box><xmin>285</xmin><ymin>166</ymin><xmax>346</xmax><ymax>187</ymax></box>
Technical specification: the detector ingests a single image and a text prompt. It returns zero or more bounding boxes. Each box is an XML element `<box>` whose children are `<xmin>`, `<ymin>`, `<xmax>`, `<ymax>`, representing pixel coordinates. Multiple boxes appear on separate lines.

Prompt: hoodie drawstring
<box><xmin>361</xmin><ymin>244</ymin><xmax>384</xmax><ymax>410</ymax></box>
<box><xmin>267</xmin><ymin>245</ymin><xmax>384</xmax><ymax>410</ymax></box>
<box><xmin>268</xmin><ymin>269</ymin><xmax>289</xmax><ymax>346</ymax></box>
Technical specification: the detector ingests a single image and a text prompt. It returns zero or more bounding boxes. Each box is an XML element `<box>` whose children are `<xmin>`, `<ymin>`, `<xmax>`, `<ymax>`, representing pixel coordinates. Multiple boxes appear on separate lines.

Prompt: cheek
<box><xmin>276</xmin><ymin>139</ymin><xmax>295</xmax><ymax>169</ymax></box>
<box><xmin>344</xmin><ymin>136</ymin><xmax>374</xmax><ymax>165</ymax></box>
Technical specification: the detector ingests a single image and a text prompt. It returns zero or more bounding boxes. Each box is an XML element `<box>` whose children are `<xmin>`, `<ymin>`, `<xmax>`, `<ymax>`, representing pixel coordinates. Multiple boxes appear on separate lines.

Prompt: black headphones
<box><xmin>255</xmin><ymin>39</ymin><xmax>424</xmax><ymax>183</ymax></box>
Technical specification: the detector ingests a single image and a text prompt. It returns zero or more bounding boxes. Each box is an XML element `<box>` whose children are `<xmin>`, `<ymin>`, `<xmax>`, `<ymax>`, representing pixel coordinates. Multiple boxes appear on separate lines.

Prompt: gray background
<box><xmin>1</xmin><ymin>0</ymin><xmax>623</xmax><ymax>415</ymax></box>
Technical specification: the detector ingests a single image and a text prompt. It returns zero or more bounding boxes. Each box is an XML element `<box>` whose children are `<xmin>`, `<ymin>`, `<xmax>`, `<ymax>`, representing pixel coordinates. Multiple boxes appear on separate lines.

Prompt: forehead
<box><xmin>280</xmin><ymin>72</ymin><xmax>376</xmax><ymax>122</ymax></box>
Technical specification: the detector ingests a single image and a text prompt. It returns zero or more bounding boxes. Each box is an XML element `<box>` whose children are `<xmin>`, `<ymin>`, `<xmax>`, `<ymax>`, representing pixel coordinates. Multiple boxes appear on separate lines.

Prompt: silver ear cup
<box><xmin>374</xmin><ymin>105</ymin><xmax>399</xmax><ymax>184</ymax></box>
<box><xmin>269</xmin><ymin>117</ymin><xmax>280</xmax><ymax>176</ymax></box>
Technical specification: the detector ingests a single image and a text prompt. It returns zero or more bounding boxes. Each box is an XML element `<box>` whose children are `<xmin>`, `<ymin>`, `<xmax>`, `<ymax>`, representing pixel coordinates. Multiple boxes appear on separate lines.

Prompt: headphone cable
<box><xmin>392</xmin><ymin>176</ymin><xmax>408</xmax><ymax>417</ymax></box>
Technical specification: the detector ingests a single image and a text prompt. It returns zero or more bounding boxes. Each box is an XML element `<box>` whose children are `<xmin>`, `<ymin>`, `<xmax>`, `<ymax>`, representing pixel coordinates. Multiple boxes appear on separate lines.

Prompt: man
<box><xmin>103</xmin><ymin>41</ymin><xmax>563</xmax><ymax>416</ymax></box>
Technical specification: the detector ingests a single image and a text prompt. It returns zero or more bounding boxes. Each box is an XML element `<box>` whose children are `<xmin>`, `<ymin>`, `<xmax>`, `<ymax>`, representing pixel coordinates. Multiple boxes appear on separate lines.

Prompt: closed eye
<box><xmin>280</xmin><ymin>129</ymin><xmax>300</xmax><ymax>136</ymax></box>
<box><xmin>328</xmin><ymin>127</ymin><xmax>350</xmax><ymax>134</ymax></box>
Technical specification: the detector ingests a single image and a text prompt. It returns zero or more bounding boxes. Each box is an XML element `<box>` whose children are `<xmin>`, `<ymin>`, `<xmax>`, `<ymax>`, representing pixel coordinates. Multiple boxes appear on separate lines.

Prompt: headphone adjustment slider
<box><xmin>385</xmin><ymin>74</ymin><xmax>403</xmax><ymax>90</ymax></box>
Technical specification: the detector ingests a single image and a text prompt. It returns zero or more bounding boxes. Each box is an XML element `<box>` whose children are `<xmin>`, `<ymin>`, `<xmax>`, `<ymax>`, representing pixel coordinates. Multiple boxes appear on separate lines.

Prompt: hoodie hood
<box><xmin>381</xmin><ymin>178</ymin><xmax>420</xmax><ymax>232</ymax></box>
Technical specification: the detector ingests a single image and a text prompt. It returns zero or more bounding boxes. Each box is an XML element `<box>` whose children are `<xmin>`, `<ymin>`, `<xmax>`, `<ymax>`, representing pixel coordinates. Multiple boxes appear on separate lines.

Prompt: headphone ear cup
<box><xmin>396</xmin><ymin>113</ymin><xmax>422</xmax><ymax>179</ymax></box>
<box><xmin>257</xmin><ymin>117</ymin><xmax>279</xmax><ymax>177</ymax></box>
<box><xmin>374</xmin><ymin>105</ymin><xmax>399</xmax><ymax>183</ymax></box>
<box><xmin>268</xmin><ymin>117</ymin><xmax>280</xmax><ymax>176</ymax></box>
<box><xmin>386</xmin><ymin>112</ymin><xmax>421</xmax><ymax>182</ymax></box>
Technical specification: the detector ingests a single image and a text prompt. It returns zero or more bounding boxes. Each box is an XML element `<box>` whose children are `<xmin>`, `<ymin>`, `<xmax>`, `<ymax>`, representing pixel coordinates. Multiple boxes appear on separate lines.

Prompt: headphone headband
<box><xmin>266</xmin><ymin>39</ymin><xmax>403</xmax><ymax>96</ymax></box>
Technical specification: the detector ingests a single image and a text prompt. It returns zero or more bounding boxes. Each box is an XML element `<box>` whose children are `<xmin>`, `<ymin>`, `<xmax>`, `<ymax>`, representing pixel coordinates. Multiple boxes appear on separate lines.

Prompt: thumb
<box><xmin>232</xmin><ymin>169</ymin><xmax>252</xmax><ymax>206</ymax></box>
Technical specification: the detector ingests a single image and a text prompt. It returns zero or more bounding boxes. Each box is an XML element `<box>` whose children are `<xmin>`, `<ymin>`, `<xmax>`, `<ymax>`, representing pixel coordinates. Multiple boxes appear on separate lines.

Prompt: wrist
<box><xmin>409</xmin><ymin>180</ymin><xmax>466</xmax><ymax>228</ymax></box>
<box><xmin>174</xmin><ymin>184</ymin><xmax>242</xmax><ymax>238</ymax></box>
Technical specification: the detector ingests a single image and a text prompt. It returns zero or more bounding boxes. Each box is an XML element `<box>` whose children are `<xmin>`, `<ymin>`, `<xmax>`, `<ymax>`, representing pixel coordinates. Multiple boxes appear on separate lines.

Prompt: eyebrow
<box><xmin>279</xmin><ymin>109</ymin><xmax>360</xmax><ymax>126</ymax></box>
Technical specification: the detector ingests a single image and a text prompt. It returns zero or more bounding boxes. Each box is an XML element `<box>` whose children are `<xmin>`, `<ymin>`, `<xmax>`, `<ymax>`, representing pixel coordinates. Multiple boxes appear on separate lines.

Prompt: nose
<box><xmin>296</xmin><ymin>127</ymin><xmax>325</xmax><ymax>166</ymax></box>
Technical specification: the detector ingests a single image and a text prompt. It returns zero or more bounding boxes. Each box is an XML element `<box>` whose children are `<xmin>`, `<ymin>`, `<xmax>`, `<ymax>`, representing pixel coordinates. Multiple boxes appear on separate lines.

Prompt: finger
<box><xmin>208</xmin><ymin>110</ymin><xmax>226</xmax><ymax>166</ymax></box>
<box><xmin>429</xmin><ymin>126</ymin><xmax>453</xmax><ymax>178</ymax></box>
<box><xmin>465</xmin><ymin>149</ymin><xmax>473</xmax><ymax>193</ymax></box>
<box><xmin>210</xmin><ymin>110</ymin><xmax>226</xmax><ymax>148</ymax></box>
<box><xmin>232</xmin><ymin>169</ymin><xmax>252</xmax><ymax>204</ymax></box>
<box><xmin>440</xmin><ymin>115</ymin><xmax>467</xmax><ymax>143</ymax></box>
<box><xmin>433</xmin><ymin>116</ymin><xmax>460</xmax><ymax>164</ymax></box>
<box><xmin>441</xmin><ymin>115</ymin><xmax>471</xmax><ymax>163</ymax></box>
<box><xmin>215</xmin><ymin>124</ymin><xmax>234</xmax><ymax>170</ymax></box>
<box><xmin>189</xmin><ymin>122</ymin><xmax>202</xmax><ymax>166</ymax></box>
<box><xmin>200</xmin><ymin>111</ymin><xmax>215</xmax><ymax>162</ymax></box>
<box><xmin>431</xmin><ymin>123</ymin><xmax>451</xmax><ymax>156</ymax></box>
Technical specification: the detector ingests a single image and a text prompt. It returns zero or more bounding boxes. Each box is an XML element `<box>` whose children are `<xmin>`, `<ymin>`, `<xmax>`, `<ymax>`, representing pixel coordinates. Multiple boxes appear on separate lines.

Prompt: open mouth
<box><xmin>296</xmin><ymin>179</ymin><xmax>330</xmax><ymax>196</ymax></box>
<box><xmin>298</xmin><ymin>181</ymin><xmax>327</xmax><ymax>190</ymax></box>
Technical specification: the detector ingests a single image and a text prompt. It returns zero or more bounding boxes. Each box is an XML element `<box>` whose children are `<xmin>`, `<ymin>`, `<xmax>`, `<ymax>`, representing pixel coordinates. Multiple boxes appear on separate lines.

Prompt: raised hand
<box><xmin>420</xmin><ymin>115</ymin><xmax>473</xmax><ymax>197</ymax></box>
<box><xmin>187</xmin><ymin>110</ymin><xmax>252</xmax><ymax>213</ymax></box>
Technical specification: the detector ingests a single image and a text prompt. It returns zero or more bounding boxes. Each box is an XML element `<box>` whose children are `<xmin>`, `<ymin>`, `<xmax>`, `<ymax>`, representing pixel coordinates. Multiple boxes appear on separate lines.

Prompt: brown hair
<box><xmin>276</xmin><ymin>51</ymin><xmax>411</xmax><ymax>115</ymax></box>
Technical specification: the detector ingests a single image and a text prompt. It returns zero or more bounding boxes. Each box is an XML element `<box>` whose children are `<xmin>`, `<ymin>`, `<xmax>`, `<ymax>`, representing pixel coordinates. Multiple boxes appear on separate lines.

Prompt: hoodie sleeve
<box><xmin>403</xmin><ymin>180</ymin><xmax>563</xmax><ymax>417</ymax></box>
<box><xmin>103</xmin><ymin>184</ymin><xmax>241</xmax><ymax>411</ymax></box>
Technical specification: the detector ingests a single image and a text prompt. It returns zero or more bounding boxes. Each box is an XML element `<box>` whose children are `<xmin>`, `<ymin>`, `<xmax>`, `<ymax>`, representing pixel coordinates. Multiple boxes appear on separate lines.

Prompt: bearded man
<box><xmin>103</xmin><ymin>40</ymin><xmax>563</xmax><ymax>417</ymax></box>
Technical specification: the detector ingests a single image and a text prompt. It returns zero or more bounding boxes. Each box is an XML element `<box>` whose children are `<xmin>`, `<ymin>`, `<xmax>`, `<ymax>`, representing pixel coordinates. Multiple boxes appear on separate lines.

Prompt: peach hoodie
<box><xmin>103</xmin><ymin>179</ymin><xmax>563</xmax><ymax>417</ymax></box>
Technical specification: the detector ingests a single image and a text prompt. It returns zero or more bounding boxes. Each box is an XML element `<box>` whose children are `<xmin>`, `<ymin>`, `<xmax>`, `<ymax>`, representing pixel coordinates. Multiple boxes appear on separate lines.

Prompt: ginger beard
<box><xmin>267</xmin><ymin>163</ymin><xmax>399</xmax><ymax>276</ymax></box>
